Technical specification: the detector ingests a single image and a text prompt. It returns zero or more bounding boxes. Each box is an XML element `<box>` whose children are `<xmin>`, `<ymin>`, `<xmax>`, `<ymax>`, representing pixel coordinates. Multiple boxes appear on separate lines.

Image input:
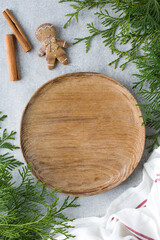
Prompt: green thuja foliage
<box><xmin>60</xmin><ymin>0</ymin><xmax>160</xmax><ymax>150</ymax></box>
<box><xmin>0</xmin><ymin>112</ymin><xmax>79</xmax><ymax>240</ymax></box>
<box><xmin>60</xmin><ymin>0</ymin><xmax>160</xmax><ymax>68</ymax></box>
<box><xmin>133</xmin><ymin>39</ymin><xmax>160</xmax><ymax>152</ymax></box>
<box><xmin>59</xmin><ymin>0</ymin><xmax>108</xmax><ymax>28</ymax></box>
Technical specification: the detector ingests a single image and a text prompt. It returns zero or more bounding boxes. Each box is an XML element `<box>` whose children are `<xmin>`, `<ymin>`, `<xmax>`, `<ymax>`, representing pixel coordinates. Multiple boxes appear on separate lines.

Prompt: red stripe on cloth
<box><xmin>155</xmin><ymin>179</ymin><xmax>160</xmax><ymax>183</ymax></box>
<box><xmin>125</xmin><ymin>225</ymin><xmax>155</xmax><ymax>240</ymax></box>
<box><xmin>156</xmin><ymin>174</ymin><xmax>160</xmax><ymax>176</ymax></box>
<box><xmin>136</xmin><ymin>199</ymin><xmax>147</xmax><ymax>209</ymax></box>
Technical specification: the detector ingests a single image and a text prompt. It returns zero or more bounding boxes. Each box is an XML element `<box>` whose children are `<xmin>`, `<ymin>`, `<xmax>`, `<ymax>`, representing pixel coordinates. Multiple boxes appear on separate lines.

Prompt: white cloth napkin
<box><xmin>56</xmin><ymin>147</ymin><xmax>160</xmax><ymax>240</ymax></box>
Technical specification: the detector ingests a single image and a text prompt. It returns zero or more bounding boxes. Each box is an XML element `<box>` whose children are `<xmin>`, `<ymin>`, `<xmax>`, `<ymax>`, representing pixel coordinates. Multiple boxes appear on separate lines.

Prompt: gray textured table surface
<box><xmin>0</xmin><ymin>0</ymin><xmax>150</xmax><ymax>220</ymax></box>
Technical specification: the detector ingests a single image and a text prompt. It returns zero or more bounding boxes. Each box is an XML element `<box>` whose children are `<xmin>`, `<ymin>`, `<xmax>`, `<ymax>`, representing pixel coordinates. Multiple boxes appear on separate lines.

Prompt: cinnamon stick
<box><xmin>5</xmin><ymin>34</ymin><xmax>19</xmax><ymax>81</ymax></box>
<box><xmin>3</xmin><ymin>9</ymin><xmax>32</xmax><ymax>53</ymax></box>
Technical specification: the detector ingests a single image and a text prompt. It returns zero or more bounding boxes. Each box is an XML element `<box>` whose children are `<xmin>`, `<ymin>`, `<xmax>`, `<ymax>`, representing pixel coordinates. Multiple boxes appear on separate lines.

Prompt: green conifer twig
<box><xmin>0</xmin><ymin>112</ymin><xmax>79</xmax><ymax>239</ymax></box>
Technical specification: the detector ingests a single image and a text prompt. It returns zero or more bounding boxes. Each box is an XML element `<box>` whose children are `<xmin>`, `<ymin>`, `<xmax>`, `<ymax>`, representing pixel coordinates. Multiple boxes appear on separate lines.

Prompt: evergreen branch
<box><xmin>0</xmin><ymin>112</ymin><xmax>79</xmax><ymax>239</ymax></box>
<box><xmin>0</xmin><ymin>112</ymin><xmax>7</xmax><ymax>125</ymax></box>
<box><xmin>0</xmin><ymin>129</ymin><xmax>19</xmax><ymax>151</ymax></box>
<box><xmin>56</xmin><ymin>196</ymin><xmax>79</xmax><ymax>215</ymax></box>
<box><xmin>62</xmin><ymin>0</ymin><xmax>160</xmax><ymax>68</ymax></box>
<box><xmin>146</xmin><ymin>131</ymin><xmax>160</xmax><ymax>152</ymax></box>
<box><xmin>133</xmin><ymin>38</ymin><xmax>160</xmax><ymax>150</ymax></box>
<box><xmin>60</xmin><ymin>0</ymin><xmax>109</xmax><ymax>28</ymax></box>
<box><xmin>0</xmin><ymin>153</ymin><xmax>22</xmax><ymax>171</ymax></box>
<box><xmin>74</xmin><ymin>22</ymin><xmax>103</xmax><ymax>52</ymax></box>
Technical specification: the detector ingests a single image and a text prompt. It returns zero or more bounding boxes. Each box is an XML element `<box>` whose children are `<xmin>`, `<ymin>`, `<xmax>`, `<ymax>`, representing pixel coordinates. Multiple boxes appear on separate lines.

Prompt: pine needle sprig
<box><xmin>0</xmin><ymin>153</ymin><xmax>22</xmax><ymax>171</ymax></box>
<box><xmin>0</xmin><ymin>112</ymin><xmax>7</xmax><ymax>126</ymax></box>
<box><xmin>74</xmin><ymin>22</ymin><xmax>103</xmax><ymax>52</ymax></box>
<box><xmin>0</xmin><ymin>129</ymin><xmax>19</xmax><ymax>151</ymax></box>
<box><xmin>60</xmin><ymin>0</ymin><xmax>109</xmax><ymax>28</ymax></box>
<box><xmin>133</xmin><ymin>39</ymin><xmax>160</xmax><ymax>151</ymax></box>
<box><xmin>61</xmin><ymin>0</ymin><xmax>160</xmax><ymax>69</ymax></box>
<box><xmin>0</xmin><ymin>112</ymin><xmax>79</xmax><ymax>239</ymax></box>
<box><xmin>0</xmin><ymin>112</ymin><xmax>22</xmax><ymax>171</ymax></box>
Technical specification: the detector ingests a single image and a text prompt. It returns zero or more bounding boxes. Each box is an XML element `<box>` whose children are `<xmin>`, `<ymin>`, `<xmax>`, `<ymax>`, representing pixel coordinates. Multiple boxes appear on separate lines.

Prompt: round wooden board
<box><xmin>20</xmin><ymin>72</ymin><xmax>145</xmax><ymax>196</ymax></box>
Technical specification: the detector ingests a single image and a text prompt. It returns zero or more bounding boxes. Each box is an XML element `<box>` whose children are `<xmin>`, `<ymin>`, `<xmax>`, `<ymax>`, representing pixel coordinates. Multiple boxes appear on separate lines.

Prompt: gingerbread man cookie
<box><xmin>35</xmin><ymin>23</ymin><xmax>69</xmax><ymax>70</ymax></box>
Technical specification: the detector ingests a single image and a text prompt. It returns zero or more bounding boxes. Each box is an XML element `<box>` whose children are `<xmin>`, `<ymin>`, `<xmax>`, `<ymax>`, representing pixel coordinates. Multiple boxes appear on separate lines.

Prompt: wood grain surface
<box><xmin>20</xmin><ymin>72</ymin><xmax>145</xmax><ymax>196</ymax></box>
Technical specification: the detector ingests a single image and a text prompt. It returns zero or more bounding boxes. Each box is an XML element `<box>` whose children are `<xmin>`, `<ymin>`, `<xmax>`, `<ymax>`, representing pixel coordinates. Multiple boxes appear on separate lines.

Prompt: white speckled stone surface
<box><xmin>0</xmin><ymin>0</ymin><xmax>151</xmax><ymax>220</ymax></box>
